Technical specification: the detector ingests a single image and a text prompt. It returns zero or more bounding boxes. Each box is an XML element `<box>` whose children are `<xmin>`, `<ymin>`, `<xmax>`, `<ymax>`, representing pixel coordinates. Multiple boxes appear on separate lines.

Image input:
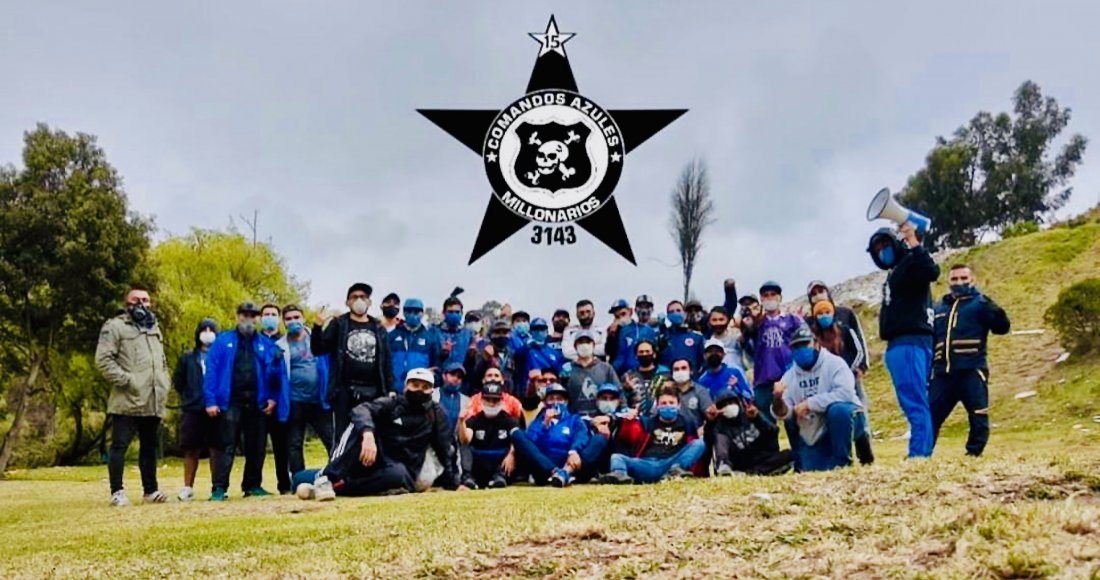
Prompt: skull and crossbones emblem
<box><xmin>524</xmin><ymin>130</ymin><xmax>580</xmax><ymax>186</ymax></box>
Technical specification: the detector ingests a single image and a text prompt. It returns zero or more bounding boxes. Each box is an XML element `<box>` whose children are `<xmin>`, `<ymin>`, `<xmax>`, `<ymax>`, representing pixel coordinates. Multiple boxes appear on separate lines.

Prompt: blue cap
<box><xmin>404</xmin><ymin>298</ymin><xmax>424</xmax><ymax>311</ymax></box>
<box><xmin>608</xmin><ymin>298</ymin><xmax>630</xmax><ymax>314</ymax></box>
<box><xmin>531</xmin><ymin>317</ymin><xmax>548</xmax><ymax>329</ymax></box>
<box><xmin>596</xmin><ymin>383</ymin><xmax>621</xmax><ymax>396</ymax></box>
<box><xmin>443</xmin><ymin>362</ymin><xmax>465</xmax><ymax>375</ymax></box>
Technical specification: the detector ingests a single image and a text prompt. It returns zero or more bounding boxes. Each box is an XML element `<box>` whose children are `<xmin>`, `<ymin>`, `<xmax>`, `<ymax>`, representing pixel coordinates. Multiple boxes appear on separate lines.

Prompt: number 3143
<box><xmin>531</xmin><ymin>225</ymin><xmax>577</xmax><ymax>245</ymax></box>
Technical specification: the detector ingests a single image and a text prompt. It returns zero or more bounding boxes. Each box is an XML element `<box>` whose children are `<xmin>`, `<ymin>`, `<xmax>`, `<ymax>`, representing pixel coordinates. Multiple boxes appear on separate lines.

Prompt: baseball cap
<box><xmin>405</xmin><ymin>368</ymin><xmax>436</xmax><ymax>386</ymax></box>
<box><xmin>237</xmin><ymin>302</ymin><xmax>261</xmax><ymax>315</ymax></box>
<box><xmin>596</xmin><ymin>383</ymin><xmax>621</xmax><ymax>397</ymax></box>
<box><xmin>382</xmin><ymin>292</ymin><xmax>400</xmax><ymax>304</ymax></box>
<box><xmin>481</xmin><ymin>381</ymin><xmax>504</xmax><ymax>399</ymax></box>
<box><xmin>403</xmin><ymin>298</ymin><xmax>425</xmax><ymax>311</ymax></box>
<box><xmin>806</xmin><ymin>280</ymin><xmax>829</xmax><ymax>294</ymax></box>
<box><xmin>574</xmin><ymin>330</ymin><xmax>595</xmax><ymax>343</ymax></box>
<box><xmin>635</xmin><ymin>294</ymin><xmax>654</xmax><ymax>307</ymax></box>
<box><xmin>704</xmin><ymin>338</ymin><xmax>726</xmax><ymax>351</ymax></box>
<box><xmin>543</xmin><ymin>383</ymin><xmax>569</xmax><ymax>400</ymax></box>
<box><xmin>491</xmin><ymin>320</ymin><xmax>511</xmax><ymax>332</ymax></box>
<box><xmin>608</xmin><ymin>298</ymin><xmax>630</xmax><ymax>314</ymax></box>
<box><xmin>347</xmin><ymin>283</ymin><xmax>373</xmax><ymax>299</ymax></box>
<box><xmin>759</xmin><ymin>281</ymin><xmax>783</xmax><ymax>295</ymax></box>
<box><xmin>443</xmin><ymin>362</ymin><xmax>465</xmax><ymax>375</ymax></box>
<box><xmin>685</xmin><ymin>299</ymin><xmax>703</xmax><ymax>310</ymax></box>
<box><xmin>531</xmin><ymin>317</ymin><xmax>549</xmax><ymax>329</ymax></box>
<box><xmin>789</xmin><ymin>326</ymin><xmax>815</xmax><ymax>347</ymax></box>
<box><xmin>738</xmin><ymin>294</ymin><xmax>760</xmax><ymax>306</ymax></box>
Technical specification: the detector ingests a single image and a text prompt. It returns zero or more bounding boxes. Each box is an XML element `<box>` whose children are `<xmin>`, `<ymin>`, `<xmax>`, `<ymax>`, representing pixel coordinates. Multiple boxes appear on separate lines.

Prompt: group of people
<box><xmin>96</xmin><ymin>221</ymin><xmax>1010</xmax><ymax>504</ymax></box>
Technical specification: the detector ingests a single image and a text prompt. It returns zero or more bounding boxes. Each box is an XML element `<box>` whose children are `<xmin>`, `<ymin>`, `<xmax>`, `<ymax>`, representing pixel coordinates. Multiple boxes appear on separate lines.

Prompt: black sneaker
<box><xmin>598</xmin><ymin>470</ymin><xmax>632</xmax><ymax>485</ymax></box>
<box><xmin>487</xmin><ymin>476</ymin><xmax>508</xmax><ymax>489</ymax></box>
<box><xmin>855</xmin><ymin>435</ymin><xmax>875</xmax><ymax>465</ymax></box>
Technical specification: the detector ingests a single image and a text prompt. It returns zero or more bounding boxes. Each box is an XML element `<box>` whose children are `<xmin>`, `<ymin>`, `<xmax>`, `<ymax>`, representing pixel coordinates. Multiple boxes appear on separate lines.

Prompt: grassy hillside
<box><xmin>856</xmin><ymin>209</ymin><xmax>1100</xmax><ymax>440</ymax></box>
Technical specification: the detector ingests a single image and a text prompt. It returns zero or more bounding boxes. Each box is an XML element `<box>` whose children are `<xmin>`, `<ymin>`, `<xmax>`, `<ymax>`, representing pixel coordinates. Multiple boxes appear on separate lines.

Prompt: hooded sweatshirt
<box><xmin>775</xmin><ymin>349</ymin><xmax>861</xmax><ymax>446</ymax></box>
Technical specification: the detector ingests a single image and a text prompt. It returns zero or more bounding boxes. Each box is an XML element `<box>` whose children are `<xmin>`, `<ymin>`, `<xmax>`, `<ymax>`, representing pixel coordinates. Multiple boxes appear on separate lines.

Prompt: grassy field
<box><xmin>1</xmin><ymin>432</ymin><xmax>1099</xmax><ymax>579</ymax></box>
<box><xmin>2</xmin><ymin>212</ymin><xmax>1099</xmax><ymax>578</ymax></box>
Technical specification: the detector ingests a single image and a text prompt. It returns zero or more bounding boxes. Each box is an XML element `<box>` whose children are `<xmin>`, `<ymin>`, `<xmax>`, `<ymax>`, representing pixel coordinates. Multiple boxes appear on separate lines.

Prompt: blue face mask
<box><xmin>404</xmin><ymin>312</ymin><xmax>422</xmax><ymax>328</ymax></box>
<box><xmin>442</xmin><ymin>383</ymin><xmax>461</xmax><ymax>393</ymax></box>
<box><xmin>553</xmin><ymin>402</ymin><xmax>569</xmax><ymax>416</ymax></box>
<box><xmin>514</xmin><ymin>322</ymin><xmax>530</xmax><ymax>337</ymax></box>
<box><xmin>816</xmin><ymin>314</ymin><xmax>834</xmax><ymax>328</ymax></box>
<box><xmin>657</xmin><ymin>405</ymin><xmax>679</xmax><ymax>422</ymax></box>
<box><xmin>531</xmin><ymin>329</ymin><xmax>548</xmax><ymax>344</ymax></box>
<box><xmin>667</xmin><ymin>312</ymin><xmax>685</xmax><ymax>326</ymax></box>
<box><xmin>286</xmin><ymin>321</ymin><xmax>305</xmax><ymax>335</ymax></box>
<box><xmin>261</xmin><ymin>316</ymin><xmax>279</xmax><ymax>332</ymax></box>
<box><xmin>444</xmin><ymin>312</ymin><xmax>462</xmax><ymax>327</ymax></box>
<box><xmin>877</xmin><ymin>246</ymin><xmax>896</xmax><ymax>268</ymax></box>
<box><xmin>792</xmin><ymin>346</ymin><xmax>819</xmax><ymax>370</ymax></box>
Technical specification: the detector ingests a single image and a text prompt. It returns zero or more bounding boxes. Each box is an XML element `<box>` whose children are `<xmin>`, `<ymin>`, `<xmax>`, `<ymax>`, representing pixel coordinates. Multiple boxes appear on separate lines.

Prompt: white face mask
<box><xmin>762</xmin><ymin>299</ymin><xmax>780</xmax><ymax>313</ymax></box>
<box><xmin>199</xmin><ymin>330</ymin><xmax>216</xmax><ymax>345</ymax></box>
<box><xmin>597</xmin><ymin>400</ymin><xmax>619</xmax><ymax>415</ymax></box>
<box><xmin>811</xmin><ymin>292</ymin><xmax>829</xmax><ymax>304</ymax></box>
<box><xmin>722</xmin><ymin>404</ymin><xmax>740</xmax><ymax>419</ymax></box>
<box><xmin>482</xmin><ymin>404</ymin><xmax>502</xmax><ymax>418</ymax></box>
<box><xmin>465</xmin><ymin>322</ymin><xmax>480</xmax><ymax>333</ymax></box>
<box><xmin>576</xmin><ymin>343</ymin><xmax>595</xmax><ymax>358</ymax></box>
<box><xmin>351</xmin><ymin>298</ymin><xmax>369</xmax><ymax>315</ymax></box>
<box><xmin>672</xmin><ymin>370</ymin><xmax>691</xmax><ymax>384</ymax></box>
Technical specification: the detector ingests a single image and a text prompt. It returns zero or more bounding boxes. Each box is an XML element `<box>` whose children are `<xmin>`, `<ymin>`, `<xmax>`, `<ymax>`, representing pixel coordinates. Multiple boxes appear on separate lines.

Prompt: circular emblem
<box><xmin>684</xmin><ymin>338</ymin><xmax>695</xmax><ymax>347</ymax></box>
<box><xmin>483</xmin><ymin>89</ymin><xmax>624</xmax><ymax>223</ymax></box>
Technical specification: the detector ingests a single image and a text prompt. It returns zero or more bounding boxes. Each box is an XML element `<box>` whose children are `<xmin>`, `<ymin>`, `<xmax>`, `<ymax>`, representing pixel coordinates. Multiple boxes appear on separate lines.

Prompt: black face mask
<box><xmin>637</xmin><ymin>354</ymin><xmax>655</xmax><ymax>368</ymax></box>
<box><xmin>382</xmin><ymin>306</ymin><xmax>399</xmax><ymax>319</ymax></box>
<box><xmin>404</xmin><ymin>390</ymin><xmax>432</xmax><ymax>411</ymax></box>
<box><xmin>710</xmin><ymin>324</ymin><xmax>727</xmax><ymax>336</ymax></box>
<box><xmin>705</xmin><ymin>354</ymin><xmax>724</xmax><ymax>369</ymax></box>
<box><xmin>491</xmin><ymin>335</ymin><xmax>510</xmax><ymax>349</ymax></box>
<box><xmin>578</xmin><ymin>316</ymin><xmax>594</xmax><ymax>327</ymax></box>
<box><xmin>128</xmin><ymin>304</ymin><xmax>155</xmax><ymax>329</ymax></box>
<box><xmin>552</xmin><ymin>321</ymin><xmax>568</xmax><ymax>333</ymax></box>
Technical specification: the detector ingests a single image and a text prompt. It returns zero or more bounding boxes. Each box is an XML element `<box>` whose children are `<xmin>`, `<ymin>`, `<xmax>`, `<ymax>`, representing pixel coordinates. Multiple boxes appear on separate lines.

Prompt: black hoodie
<box><xmin>173</xmin><ymin>319</ymin><xmax>218</xmax><ymax>412</ymax></box>
<box><xmin>868</xmin><ymin>230</ymin><xmax>941</xmax><ymax>341</ymax></box>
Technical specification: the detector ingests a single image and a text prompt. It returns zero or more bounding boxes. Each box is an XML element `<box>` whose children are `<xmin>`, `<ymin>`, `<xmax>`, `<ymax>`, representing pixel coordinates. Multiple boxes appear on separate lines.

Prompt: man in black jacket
<box><xmin>293</xmin><ymin>368</ymin><xmax>468</xmax><ymax>499</ymax></box>
<box><xmin>867</xmin><ymin>222</ymin><xmax>940</xmax><ymax>459</ymax></box>
<box><xmin>311</xmin><ymin>282</ymin><xmax>395</xmax><ymax>436</ymax></box>
<box><xmin>930</xmin><ymin>264</ymin><xmax>1011</xmax><ymax>456</ymax></box>
<box><xmin>173</xmin><ymin>318</ymin><xmax>219</xmax><ymax>502</ymax></box>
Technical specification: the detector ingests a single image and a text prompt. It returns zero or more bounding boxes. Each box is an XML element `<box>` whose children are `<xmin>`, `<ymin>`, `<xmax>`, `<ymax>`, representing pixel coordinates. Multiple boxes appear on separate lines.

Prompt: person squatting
<box><xmin>98</xmin><ymin>239</ymin><xmax>1009</xmax><ymax>504</ymax></box>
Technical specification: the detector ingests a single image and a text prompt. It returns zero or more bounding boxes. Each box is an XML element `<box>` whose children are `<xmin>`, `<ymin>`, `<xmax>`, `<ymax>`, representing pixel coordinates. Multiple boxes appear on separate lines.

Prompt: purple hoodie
<box><xmin>751</xmin><ymin>313</ymin><xmax>803</xmax><ymax>386</ymax></box>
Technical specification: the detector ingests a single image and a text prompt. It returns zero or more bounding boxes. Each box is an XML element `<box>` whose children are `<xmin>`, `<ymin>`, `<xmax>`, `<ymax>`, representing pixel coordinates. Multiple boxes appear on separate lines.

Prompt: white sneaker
<box><xmin>143</xmin><ymin>490</ymin><xmax>169</xmax><ymax>504</ymax></box>
<box><xmin>314</xmin><ymin>476</ymin><xmax>336</xmax><ymax>502</ymax></box>
<box><xmin>178</xmin><ymin>487</ymin><xmax>194</xmax><ymax>502</ymax></box>
<box><xmin>110</xmin><ymin>491</ymin><xmax>131</xmax><ymax>507</ymax></box>
<box><xmin>295</xmin><ymin>482</ymin><xmax>315</xmax><ymax>500</ymax></box>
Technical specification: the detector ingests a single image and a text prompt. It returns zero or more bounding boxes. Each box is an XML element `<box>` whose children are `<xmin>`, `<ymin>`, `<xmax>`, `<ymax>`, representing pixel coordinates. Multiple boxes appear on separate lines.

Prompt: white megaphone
<box><xmin>866</xmin><ymin>187</ymin><xmax>931</xmax><ymax>236</ymax></box>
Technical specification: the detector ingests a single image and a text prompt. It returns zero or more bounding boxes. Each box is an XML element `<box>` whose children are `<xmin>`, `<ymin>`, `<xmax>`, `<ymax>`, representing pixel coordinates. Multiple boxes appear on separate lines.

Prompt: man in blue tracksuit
<box><xmin>388</xmin><ymin>298</ymin><xmax>443</xmax><ymax>390</ymax></box>
<box><xmin>203</xmin><ymin>302</ymin><xmax>283</xmax><ymax>500</ymax></box>
<box><xmin>930</xmin><ymin>264</ymin><xmax>1011</xmax><ymax>456</ymax></box>
<box><xmin>514</xmin><ymin>318</ymin><xmax>565</xmax><ymax>394</ymax></box>
<box><xmin>867</xmin><ymin>223</ymin><xmax>941</xmax><ymax>459</ymax></box>
<box><xmin>511</xmin><ymin>384</ymin><xmax>602</xmax><ymax>487</ymax></box>
<box><xmin>696</xmin><ymin>338</ymin><xmax>753</xmax><ymax>401</ymax></box>
<box><xmin>658</xmin><ymin>300</ymin><xmax>705</xmax><ymax>371</ymax></box>
<box><xmin>610</xmin><ymin>296</ymin><xmax>659</xmax><ymax>375</ymax></box>
<box><xmin>436</xmin><ymin>296</ymin><xmax>476</xmax><ymax>390</ymax></box>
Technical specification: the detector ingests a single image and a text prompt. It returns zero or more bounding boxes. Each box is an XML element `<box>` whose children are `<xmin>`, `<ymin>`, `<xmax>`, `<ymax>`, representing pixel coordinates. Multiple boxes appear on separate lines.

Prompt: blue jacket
<box><xmin>203</xmin><ymin>330</ymin><xmax>282</xmax><ymax>415</ymax></box>
<box><xmin>696</xmin><ymin>364</ymin><xmax>753</xmax><ymax>401</ymax></box>
<box><xmin>933</xmin><ymin>288</ymin><xmax>1011</xmax><ymax>375</ymax></box>
<box><xmin>612</xmin><ymin>321</ymin><xmax>659</xmax><ymax>374</ymax></box>
<box><xmin>657</xmin><ymin>326</ymin><xmax>705</xmax><ymax>371</ymax></box>
<box><xmin>388</xmin><ymin>323</ymin><xmax>443</xmax><ymax>390</ymax></box>
<box><xmin>514</xmin><ymin>340</ymin><xmax>566</xmax><ymax>392</ymax></box>
<box><xmin>436</xmin><ymin>323</ymin><xmax>475</xmax><ymax>370</ymax></box>
<box><xmin>275</xmin><ymin>333</ymin><xmax>331</xmax><ymax>419</ymax></box>
<box><xmin>524</xmin><ymin>409</ymin><xmax>590</xmax><ymax>466</ymax></box>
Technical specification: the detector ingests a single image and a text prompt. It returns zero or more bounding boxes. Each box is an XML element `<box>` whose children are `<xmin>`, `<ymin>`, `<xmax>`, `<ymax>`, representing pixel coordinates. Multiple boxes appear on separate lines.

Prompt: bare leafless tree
<box><xmin>668</xmin><ymin>158</ymin><xmax>716</xmax><ymax>301</ymax></box>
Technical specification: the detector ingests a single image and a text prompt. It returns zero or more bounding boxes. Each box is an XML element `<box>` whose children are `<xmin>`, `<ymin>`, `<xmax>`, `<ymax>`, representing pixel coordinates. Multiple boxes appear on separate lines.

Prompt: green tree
<box><xmin>148</xmin><ymin>228</ymin><xmax>307</xmax><ymax>368</ymax></box>
<box><xmin>0</xmin><ymin>124</ymin><xmax>152</xmax><ymax>473</ymax></box>
<box><xmin>901</xmin><ymin>81</ymin><xmax>1088</xmax><ymax>249</ymax></box>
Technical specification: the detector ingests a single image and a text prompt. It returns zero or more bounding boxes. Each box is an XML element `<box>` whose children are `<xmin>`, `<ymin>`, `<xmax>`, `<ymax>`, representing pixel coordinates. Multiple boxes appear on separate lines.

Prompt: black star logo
<box><xmin>418</xmin><ymin>15</ymin><xmax>686</xmax><ymax>265</ymax></box>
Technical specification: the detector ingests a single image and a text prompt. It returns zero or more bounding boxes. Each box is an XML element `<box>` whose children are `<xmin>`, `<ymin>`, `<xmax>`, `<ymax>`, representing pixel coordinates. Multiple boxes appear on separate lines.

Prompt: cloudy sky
<box><xmin>2</xmin><ymin>1</ymin><xmax>1098</xmax><ymax>321</ymax></box>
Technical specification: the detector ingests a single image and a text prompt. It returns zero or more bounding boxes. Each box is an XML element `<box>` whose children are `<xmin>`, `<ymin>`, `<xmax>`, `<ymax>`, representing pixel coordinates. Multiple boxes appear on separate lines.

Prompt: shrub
<box><xmin>1002</xmin><ymin>220</ymin><xmax>1039</xmax><ymax>239</ymax></box>
<box><xmin>1045</xmin><ymin>278</ymin><xmax>1100</xmax><ymax>355</ymax></box>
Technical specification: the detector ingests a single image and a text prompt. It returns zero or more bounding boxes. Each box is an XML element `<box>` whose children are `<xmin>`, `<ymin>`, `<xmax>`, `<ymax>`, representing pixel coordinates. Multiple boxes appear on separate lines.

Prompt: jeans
<box><xmin>885</xmin><ymin>339</ymin><xmax>934</xmax><ymax>458</ymax></box>
<box><xmin>287</xmin><ymin>402</ymin><xmax>335</xmax><ymax>475</ymax></box>
<box><xmin>511</xmin><ymin>431</ymin><xmax>575</xmax><ymax>483</ymax></box>
<box><xmin>108</xmin><ymin>415</ymin><xmax>161</xmax><ymax>494</ymax></box>
<box><xmin>213</xmin><ymin>403</ymin><xmax>267</xmax><ymax>493</ymax></box>
<box><xmin>266</xmin><ymin>414</ymin><xmax>291</xmax><ymax>493</ymax></box>
<box><xmin>608</xmin><ymin>439</ymin><xmax>706</xmax><ymax>483</ymax></box>
<box><xmin>930</xmin><ymin>369</ymin><xmax>990</xmax><ymax>456</ymax></box>
<box><xmin>787</xmin><ymin>402</ymin><xmax>868</xmax><ymax>472</ymax></box>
